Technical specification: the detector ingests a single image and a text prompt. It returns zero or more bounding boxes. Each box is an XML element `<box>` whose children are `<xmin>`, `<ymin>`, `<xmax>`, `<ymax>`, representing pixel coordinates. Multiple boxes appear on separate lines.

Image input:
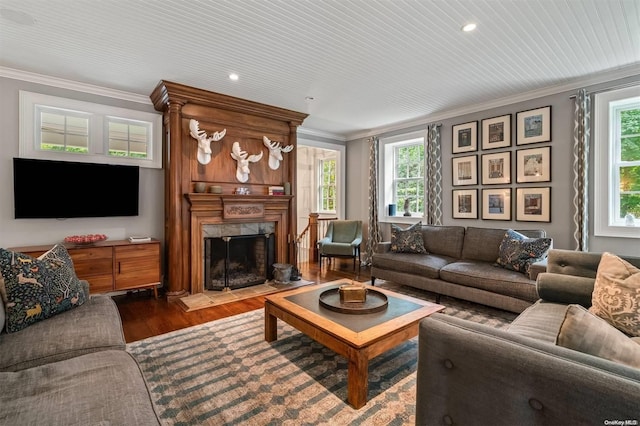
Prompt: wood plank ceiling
<box><xmin>1</xmin><ymin>0</ymin><xmax>638</xmax><ymax>137</ymax></box>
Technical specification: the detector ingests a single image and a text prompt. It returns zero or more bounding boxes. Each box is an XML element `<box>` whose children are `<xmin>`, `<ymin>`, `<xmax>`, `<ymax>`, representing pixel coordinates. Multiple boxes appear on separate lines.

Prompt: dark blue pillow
<box><xmin>496</xmin><ymin>229</ymin><xmax>552</xmax><ymax>274</ymax></box>
<box><xmin>0</xmin><ymin>245</ymin><xmax>86</xmax><ymax>333</ymax></box>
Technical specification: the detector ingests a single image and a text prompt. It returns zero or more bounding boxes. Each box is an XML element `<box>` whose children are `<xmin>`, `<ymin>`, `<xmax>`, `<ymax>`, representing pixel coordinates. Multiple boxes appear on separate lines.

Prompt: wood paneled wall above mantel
<box><xmin>150</xmin><ymin>80</ymin><xmax>308</xmax><ymax>297</ymax></box>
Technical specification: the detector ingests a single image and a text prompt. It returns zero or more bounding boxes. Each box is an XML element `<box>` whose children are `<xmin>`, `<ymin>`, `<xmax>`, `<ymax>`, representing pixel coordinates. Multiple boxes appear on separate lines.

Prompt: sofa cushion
<box><xmin>0</xmin><ymin>246</ymin><xmax>86</xmax><ymax>333</ymax></box>
<box><xmin>589</xmin><ymin>252</ymin><xmax>640</xmax><ymax>337</ymax></box>
<box><xmin>461</xmin><ymin>227</ymin><xmax>547</xmax><ymax>262</ymax></box>
<box><xmin>391</xmin><ymin>222</ymin><xmax>427</xmax><ymax>253</ymax></box>
<box><xmin>0</xmin><ymin>295</ymin><xmax>125</xmax><ymax>372</ymax></box>
<box><xmin>495</xmin><ymin>229</ymin><xmax>552</xmax><ymax>274</ymax></box>
<box><xmin>507</xmin><ymin>300</ymin><xmax>569</xmax><ymax>342</ymax></box>
<box><xmin>440</xmin><ymin>260</ymin><xmax>538</xmax><ymax>302</ymax></box>
<box><xmin>557</xmin><ymin>304</ymin><xmax>640</xmax><ymax>369</ymax></box>
<box><xmin>421</xmin><ymin>225</ymin><xmax>465</xmax><ymax>258</ymax></box>
<box><xmin>0</xmin><ymin>350</ymin><xmax>161</xmax><ymax>425</ymax></box>
<box><xmin>372</xmin><ymin>252</ymin><xmax>455</xmax><ymax>279</ymax></box>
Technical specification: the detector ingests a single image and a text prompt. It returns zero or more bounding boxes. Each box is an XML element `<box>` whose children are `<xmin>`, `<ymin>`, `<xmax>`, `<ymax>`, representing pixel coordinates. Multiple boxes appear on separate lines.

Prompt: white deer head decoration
<box><xmin>189</xmin><ymin>119</ymin><xmax>226</xmax><ymax>165</ymax></box>
<box><xmin>263</xmin><ymin>136</ymin><xmax>294</xmax><ymax>170</ymax></box>
<box><xmin>230</xmin><ymin>142</ymin><xmax>263</xmax><ymax>183</ymax></box>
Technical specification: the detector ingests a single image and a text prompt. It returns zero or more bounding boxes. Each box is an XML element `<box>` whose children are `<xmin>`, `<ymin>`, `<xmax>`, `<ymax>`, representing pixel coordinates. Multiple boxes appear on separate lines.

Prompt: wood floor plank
<box><xmin>115</xmin><ymin>260</ymin><xmax>368</xmax><ymax>343</ymax></box>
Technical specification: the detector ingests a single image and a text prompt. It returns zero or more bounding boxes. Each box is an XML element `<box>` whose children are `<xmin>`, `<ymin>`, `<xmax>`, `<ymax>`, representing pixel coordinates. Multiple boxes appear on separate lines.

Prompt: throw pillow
<box><xmin>556</xmin><ymin>304</ymin><xmax>640</xmax><ymax>369</ymax></box>
<box><xmin>589</xmin><ymin>252</ymin><xmax>640</xmax><ymax>337</ymax></box>
<box><xmin>0</xmin><ymin>245</ymin><xmax>86</xmax><ymax>333</ymax></box>
<box><xmin>390</xmin><ymin>222</ymin><xmax>427</xmax><ymax>254</ymax></box>
<box><xmin>495</xmin><ymin>229</ymin><xmax>552</xmax><ymax>274</ymax></box>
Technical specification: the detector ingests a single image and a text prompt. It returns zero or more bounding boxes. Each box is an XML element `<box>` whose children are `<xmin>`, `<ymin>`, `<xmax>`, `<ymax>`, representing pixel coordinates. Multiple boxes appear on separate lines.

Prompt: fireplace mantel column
<box><xmin>165</xmin><ymin>99</ymin><xmax>188</xmax><ymax>297</ymax></box>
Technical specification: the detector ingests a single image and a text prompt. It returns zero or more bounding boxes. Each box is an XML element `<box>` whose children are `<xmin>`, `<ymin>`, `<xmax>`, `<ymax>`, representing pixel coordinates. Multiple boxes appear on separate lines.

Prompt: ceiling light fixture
<box><xmin>462</xmin><ymin>23</ymin><xmax>477</xmax><ymax>32</ymax></box>
<box><xmin>229</xmin><ymin>73</ymin><xmax>239</xmax><ymax>81</ymax></box>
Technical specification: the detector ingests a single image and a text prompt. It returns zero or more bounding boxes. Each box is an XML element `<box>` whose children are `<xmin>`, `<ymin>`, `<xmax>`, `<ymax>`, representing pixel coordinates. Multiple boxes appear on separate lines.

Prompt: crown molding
<box><xmin>346</xmin><ymin>64</ymin><xmax>640</xmax><ymax>141</ymax></box>
<box><xmin>297</xmin><ymin>126</ymin><xmax>346</xmax><ymax>142</ymax></box>
<box><xmin>0</xmin><ymin>66</ymin><xmax>152</xmax><ymax>104</ymax></box>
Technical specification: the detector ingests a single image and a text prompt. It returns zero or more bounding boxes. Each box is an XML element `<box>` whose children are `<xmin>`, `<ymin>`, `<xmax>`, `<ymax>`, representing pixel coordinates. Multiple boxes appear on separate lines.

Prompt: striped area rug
<box><xmin>127</xmin><ymin>282</ymin><xmax>517</xmax><ymax>425</ymax></box>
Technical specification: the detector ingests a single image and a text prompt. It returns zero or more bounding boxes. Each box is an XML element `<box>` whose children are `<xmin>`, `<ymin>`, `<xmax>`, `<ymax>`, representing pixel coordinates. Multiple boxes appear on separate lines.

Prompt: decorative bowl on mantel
<box><xmin>64</xmin><ymin>234</ymin><xmax>108</xmax><ymax>245</ymax></box>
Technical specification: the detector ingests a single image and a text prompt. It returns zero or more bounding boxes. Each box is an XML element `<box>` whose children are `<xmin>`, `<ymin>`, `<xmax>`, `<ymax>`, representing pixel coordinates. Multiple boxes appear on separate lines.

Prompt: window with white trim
<box><xmin>318</xmin><ymin>158</ymin><xmax>337</xmax><ymax>213</ymax></box>
<box><xmin>381</xmin><ymin>132</ymin><xmax>426</xmax><ymax>218</ymax></box>
<box><xmin>20</xmin><ymin>91</ymin><xmax>162</xmax><ymax>168</ymax></box>
<box><xmin>594</xmin><ymin>85</ymin><xmax>640</xmax><ymax>237</ymax></box>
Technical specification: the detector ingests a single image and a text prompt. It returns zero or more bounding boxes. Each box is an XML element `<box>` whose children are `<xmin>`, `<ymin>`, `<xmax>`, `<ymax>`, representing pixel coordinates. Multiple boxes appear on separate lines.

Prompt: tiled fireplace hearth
<box><xmin>186</xmin><ymin>193</ymin><xmax>293</xmax><ymax>295</ymax></box>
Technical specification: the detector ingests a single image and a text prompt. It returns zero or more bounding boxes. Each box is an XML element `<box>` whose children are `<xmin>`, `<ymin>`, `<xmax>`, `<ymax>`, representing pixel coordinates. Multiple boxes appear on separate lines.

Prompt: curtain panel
<box><xmin>362</xmin><ymin>136</ymin><xmax>382</xmax><ymax>266</ymax></box>
<box><xmin>426</xmin><ymin>124</ymin><xmax>443</xmax><ymax>225</ymax></box>
<box><xmin>572</xmin><ymin>88</ymin><xmax>591</xmax><ymax>251</ymax></box>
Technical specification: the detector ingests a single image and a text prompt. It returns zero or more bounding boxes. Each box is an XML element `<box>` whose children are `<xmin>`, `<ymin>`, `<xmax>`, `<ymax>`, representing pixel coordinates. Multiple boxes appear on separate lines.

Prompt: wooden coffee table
<box><xmin>264</xmin><ymin>279</ymin><xmax>445</xmax><ymax>408</ymax></box>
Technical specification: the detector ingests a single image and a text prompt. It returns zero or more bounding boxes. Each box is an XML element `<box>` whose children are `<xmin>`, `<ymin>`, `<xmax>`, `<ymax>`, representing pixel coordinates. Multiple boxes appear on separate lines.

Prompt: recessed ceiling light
<box><xmin>229</xmin><ymin>73</ymin><xmax>239</xmax><ymax>81</ymax></box>
<box><xmin>462</xmin><ymin>23</ymin><xmax>477</xmax><ymax>32</ymax></box>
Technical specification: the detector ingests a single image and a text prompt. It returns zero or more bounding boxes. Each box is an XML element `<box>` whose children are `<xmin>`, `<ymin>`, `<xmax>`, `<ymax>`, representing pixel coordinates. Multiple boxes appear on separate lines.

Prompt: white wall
<box><xmin>346</xmin><ymin>76</ymin><xmax>640</xmax><ymax>257</ymax></box>
<box><xmin>0</xmin><ymin>77</ymin><xmax>164</xmax><ymax>248</ymax></box>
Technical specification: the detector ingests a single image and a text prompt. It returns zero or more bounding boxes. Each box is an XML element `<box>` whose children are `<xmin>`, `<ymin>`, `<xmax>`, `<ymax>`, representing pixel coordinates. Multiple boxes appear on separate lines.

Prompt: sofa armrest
<box><xmin>416</xmin><ymin>314</ymin><xmax>640</xmax><ymax>426</ymax></box>
<box><xmin>528</xmin><ymin>258</ymin><xmax>547</xmax><ymax>281</ymax></box>
<box><xmin>536</xmin><ymin>272</ymin><xmax>595</xmax><ymax>307</ymax></box>
<box><xmin>376</xmin><ymin>242</ymin><xmax>391</xmax><ymax>253</ymax></box>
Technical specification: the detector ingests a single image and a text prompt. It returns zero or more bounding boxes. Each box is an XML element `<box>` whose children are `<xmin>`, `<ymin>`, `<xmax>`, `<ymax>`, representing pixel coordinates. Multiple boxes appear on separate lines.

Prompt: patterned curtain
<box><xmin>572</xmin><ymin>89</ymin><xmax>591</xmax><ymax>251</ymax></box>
<box><xmin>426</xmin><ymin>124</ymin><xmax>443</xmax><ymax>225</ymax></box>
<box><xmin>362</xmin><ymin>136</ymin><xmax>382</xmax><ymax>266</ymax></box>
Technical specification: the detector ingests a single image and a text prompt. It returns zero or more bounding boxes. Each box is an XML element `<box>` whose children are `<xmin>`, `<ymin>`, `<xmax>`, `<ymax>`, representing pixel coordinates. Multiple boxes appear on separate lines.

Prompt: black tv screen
<box><xmin>13</xmin><ymin>157</ymin><xmax>140</xmax><ymax>219</ymax></box>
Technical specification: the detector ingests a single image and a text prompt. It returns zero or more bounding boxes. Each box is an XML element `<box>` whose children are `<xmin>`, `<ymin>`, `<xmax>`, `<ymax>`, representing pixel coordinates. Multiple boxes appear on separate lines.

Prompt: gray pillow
<box><xmin>556</xmin><ymin>304</ymin><xmax>640</xmax><ymax>369</ymax></box>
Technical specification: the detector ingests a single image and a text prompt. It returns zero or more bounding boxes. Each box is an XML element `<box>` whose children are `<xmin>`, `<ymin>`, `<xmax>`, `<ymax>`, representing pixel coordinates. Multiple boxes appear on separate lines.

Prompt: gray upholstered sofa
<box><xmin>371</xmin><ymin>225</ymin><xmax>550</xmax><ymax>313</ymax></box>
<box><xmin>416</xmin><ymin>249</ymin><xmax>640</xmax><ymax>425</ymax></box>
<box><xmin>0</xmin><ymin>282</ymin><xmax>161</xmax><ymax>425</ymax></box>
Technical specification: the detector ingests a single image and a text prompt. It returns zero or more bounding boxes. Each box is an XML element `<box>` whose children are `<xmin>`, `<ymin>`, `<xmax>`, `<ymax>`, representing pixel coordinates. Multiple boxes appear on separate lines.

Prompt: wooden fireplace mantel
<box><xmin>151</xmin><ymin>80</ymin><xmax>307</xmax><ymax>297</ymax></box>
<box><xmin>185</xmin><ymin>193</ymin><xmax>293</xmax><ymax>294</ymax></box>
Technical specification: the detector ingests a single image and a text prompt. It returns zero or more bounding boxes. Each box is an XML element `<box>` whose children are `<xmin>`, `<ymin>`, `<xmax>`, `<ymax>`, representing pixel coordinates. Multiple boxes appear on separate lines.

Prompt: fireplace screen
<box><xmin>204</xmin><ymin>233</ymin><xmax>275</xmax><ymax>291</ymax></box>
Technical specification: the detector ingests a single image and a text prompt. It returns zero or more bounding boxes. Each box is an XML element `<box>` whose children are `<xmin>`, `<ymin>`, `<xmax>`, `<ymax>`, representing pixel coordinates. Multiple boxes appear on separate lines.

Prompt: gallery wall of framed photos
<box><xmin>451</xmin><ymin>106</ymin><xmax>552</xmax><ymax>222</ymax></box>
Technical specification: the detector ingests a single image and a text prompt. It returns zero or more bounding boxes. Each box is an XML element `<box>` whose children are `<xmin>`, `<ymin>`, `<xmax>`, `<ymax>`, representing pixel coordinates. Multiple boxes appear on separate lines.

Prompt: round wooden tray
<box><xmin>319</xmin><ymin>288</ymin><xmax>388</xmax><ymax>315</ymax></box>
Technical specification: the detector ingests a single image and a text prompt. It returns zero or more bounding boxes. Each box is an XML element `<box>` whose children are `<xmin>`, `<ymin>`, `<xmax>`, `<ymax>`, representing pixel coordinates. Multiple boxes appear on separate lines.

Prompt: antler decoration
<box><xmin>189</xmin><ymin>119</ymin><xmax>226</xmax><ymax>165</ymax></box>
<box><xmin>263</xmin><ymin>136</ymin><xmax>294</xmax><ymax>170</ymax></box>
<box><xmin>230</xmin><ymin>142</ymin><xmax>263</xmax><ymax>183</ymax></box>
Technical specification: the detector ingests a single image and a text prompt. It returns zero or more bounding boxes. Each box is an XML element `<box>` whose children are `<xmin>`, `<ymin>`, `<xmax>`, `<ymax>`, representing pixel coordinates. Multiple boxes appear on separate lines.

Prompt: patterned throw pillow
<box><xmin>556</xmin><ymin>304</ymin><xmax>640</xmax><ymax>369</ymax></box>
<box><xmin>495</xmin><ymin>229</ymin><xmax>552</xmax><ymax>274</ymax></box>
<box><xmin>589</xmin><ymin>252</ymin><xmax>640</xmax><ymax>337</ymax></box>
<box><xmin>0</xmin><ymin>245</ymin><xmax>86</xmax><ymax>333</ymax></box>
<box><xmin>391</xmin><ymin>222</ymin><xmax>427</xmax><ymax>254</ymax></box>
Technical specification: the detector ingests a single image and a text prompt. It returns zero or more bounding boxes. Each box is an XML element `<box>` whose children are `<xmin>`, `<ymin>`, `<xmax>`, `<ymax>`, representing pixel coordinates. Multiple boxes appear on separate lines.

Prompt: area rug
<box><xmin>128</xmin><ymin>282</ymin><xmax>517</xmax><ymax>425</ymax></box>
<box><xmin>177</xmin><ymin>279</ymin><xmax>315</xmax><ymax>312</ymax></box>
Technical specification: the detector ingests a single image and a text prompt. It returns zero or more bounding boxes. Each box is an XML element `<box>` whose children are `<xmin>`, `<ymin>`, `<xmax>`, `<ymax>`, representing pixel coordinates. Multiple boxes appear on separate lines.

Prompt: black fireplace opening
<box><xmin>204</xmin><ymin>233</ymin><xmax>275</xmax><ymax>291</ymax></box>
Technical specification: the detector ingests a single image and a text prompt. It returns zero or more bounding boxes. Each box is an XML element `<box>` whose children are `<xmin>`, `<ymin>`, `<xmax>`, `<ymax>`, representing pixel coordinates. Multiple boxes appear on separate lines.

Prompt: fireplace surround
<box><xmin>150</xmin><ymin>80</ymin><xmax>307</xmax><ymax>298</ymax></box>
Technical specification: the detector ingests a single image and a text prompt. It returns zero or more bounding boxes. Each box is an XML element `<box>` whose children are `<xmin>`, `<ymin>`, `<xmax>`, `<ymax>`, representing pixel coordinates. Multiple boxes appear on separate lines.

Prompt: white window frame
<box><xmin>19</xmin><ymin>91</ymin><xmax>162</xmax><ymax>168</ymax></box>
<box><xmin>594</xmin><ymin>85</ymin><xmax>640</xmax><ymax>238</ymax></box>
<box><xmin>380</xmin><ymin>131</ymin><xmax>426</xmax><ymax>221</ymax></box>
<box><xmin>317</xmin><ymin>157</ymin><xmax>337</xmax><ymax>214</ymax></box>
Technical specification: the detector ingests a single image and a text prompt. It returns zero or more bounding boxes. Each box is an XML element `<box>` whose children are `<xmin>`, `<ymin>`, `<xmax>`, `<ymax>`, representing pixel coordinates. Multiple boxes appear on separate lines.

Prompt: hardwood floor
<box><xmin>114</xmin><ymin>260</ymin><xmax>370</xmax><ymax>343</ymax></box>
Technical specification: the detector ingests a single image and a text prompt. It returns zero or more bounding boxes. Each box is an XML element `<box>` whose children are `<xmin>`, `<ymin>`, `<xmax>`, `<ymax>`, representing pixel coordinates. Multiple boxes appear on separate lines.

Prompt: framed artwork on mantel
<box><xmin>452</xmin><ymin>121</ymin><xmax>478</xmax><ymax>153</ymax></box>
<box><xmin>516</xmin><ymin>106</ymin><xmax>551</xmax><ymax>145</ymax></box>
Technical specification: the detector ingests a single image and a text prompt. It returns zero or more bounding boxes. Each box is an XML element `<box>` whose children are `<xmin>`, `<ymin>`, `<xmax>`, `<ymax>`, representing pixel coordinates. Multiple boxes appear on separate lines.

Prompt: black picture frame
<box><xmin>516</xmin><ymin>106</ymin><xmax>551</xmax><ymax>145</ymax></box>
<box><xmin>452</xmin><ymin>121</ymin><xmax>478</xmax><ymax>153</ymax></box>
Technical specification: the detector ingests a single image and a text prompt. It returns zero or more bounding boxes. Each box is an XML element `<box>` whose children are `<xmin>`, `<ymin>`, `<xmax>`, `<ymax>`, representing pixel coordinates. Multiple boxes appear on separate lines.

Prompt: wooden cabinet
<box><xmin>8</xmin><ymin>239</ymin><xmax>161</xmax><ymax>297</ymax></box>
<box><xmin>114</xmin><ymin>243</ymin><xmax>160</xmax><ymax>292</ymax></box>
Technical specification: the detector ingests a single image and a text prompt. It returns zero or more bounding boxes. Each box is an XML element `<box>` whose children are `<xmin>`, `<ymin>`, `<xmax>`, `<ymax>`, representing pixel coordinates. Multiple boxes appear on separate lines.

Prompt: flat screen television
<box><xmin>13</xmin><ymin>157</ymin><xmax>140</xmax><ymax>219</ymax></box>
